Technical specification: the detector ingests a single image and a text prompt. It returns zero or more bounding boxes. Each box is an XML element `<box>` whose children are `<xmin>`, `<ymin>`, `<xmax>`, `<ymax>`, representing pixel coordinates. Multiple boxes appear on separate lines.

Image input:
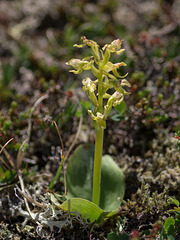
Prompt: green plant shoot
<box><xmin>66</xmin><ymin>36</ymin><xmax>130</xmax><ymax>206</ymax></box>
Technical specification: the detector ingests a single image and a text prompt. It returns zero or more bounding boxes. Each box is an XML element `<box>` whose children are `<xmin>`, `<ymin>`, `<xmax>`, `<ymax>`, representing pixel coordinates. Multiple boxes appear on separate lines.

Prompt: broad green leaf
<box><xmin>164</xmin><ymin>218</ymin><xmax>175</xmax><ymax>232</ymax></box>
<box><xmin>66</xmin><ymin>144</ymin><xmax>125</xmax><ymax>211</ymax></box>
<box><xmin>0</xmin><ymin>172</ymin><xmax>6</xmax><ymax>181</ymax></box>
<box><xmin>118</xmin><ymin>234</ymin><xmax>129</xmax><ymax>240</ymax></box>
<box><xmin>168</xmin><ymin>225</ymin><xmax>176</xmax><ymax>236</ymax></box>
<box><xmin>115</xmin><ymin>101</ymin><xmax>126</xmax><ymax>115</ymax></box>
<box><xmin>111</xmin><ymin>101</ymin><xmax>127</xmax><ymax>121</ymax></box>
<box><xmin>50</xmin><ymin>194</ymin><xmax>118</xmax><ymax>223</ymax></box>
<box><xmin>66</xmin><ymin>144</ymin><xmax>94</xmax><ymax>201</ymax></box>
<box><xmin>107</xmin><ymin>232</ymin><xmax>119</xmax><ymax>240</ymax></box>
<box><xmin>60</xmin><ymin>198</ymin><xmax>104</xmax><ymax>222</ymax></box>
<box><xmin>107</xmin><ymin>233</ymin><xmax>129</xmax><ymax>240</ymax></box>
<box><xmin>111</xmin><ymin>114</ymin><xmax>125</xmax><ymax>121</ymax></box>
<box><xmin>4</xmin><ymin>170</ymin><xmax>16</xmax><ymax>183</ymax></box>
<box><xmin>0</xmin><ymin>166</ymin><xmax>16</xmax><ymax>184</ymax></box>
<box><xmin>168</xmin><ymin>197</ymin><xmax>179</xmax><ymax>207</ymax></box>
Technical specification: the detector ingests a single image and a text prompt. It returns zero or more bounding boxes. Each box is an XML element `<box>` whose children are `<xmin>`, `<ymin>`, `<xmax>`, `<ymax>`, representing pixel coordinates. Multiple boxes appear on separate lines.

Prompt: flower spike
<box><xmin>67</xmin><ymin>37</ymin><xmax>130</xmax><ymax>206</ymax></box>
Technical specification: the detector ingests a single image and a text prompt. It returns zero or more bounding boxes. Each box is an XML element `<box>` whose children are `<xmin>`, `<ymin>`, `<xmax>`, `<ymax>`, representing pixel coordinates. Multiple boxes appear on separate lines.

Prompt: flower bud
<box><xmin>107</xmin><ymin>91</ymin><xmax>124</xmax><ymax>107</ymax></box>
<box><xmin>96</xmin><ymin>112</ymin><xmax>106</xmax><ymax>129</ymax></box>
<box><xmin>88</xmin><ymin>110</ymin><xmax>106</xmax><ymax>129</ymax></box>
<box><xmin>80</xmin><ymin>36</ymin><xmax>100</xmax><ymax>63</ymax></box>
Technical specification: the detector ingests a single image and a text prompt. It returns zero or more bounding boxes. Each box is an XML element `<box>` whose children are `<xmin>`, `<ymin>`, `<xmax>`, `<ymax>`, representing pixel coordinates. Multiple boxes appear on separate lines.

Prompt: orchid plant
<box><xmin>66</xmin><ymin>36</ymin><xmax>130</xmax><ymax>206</ymax></box>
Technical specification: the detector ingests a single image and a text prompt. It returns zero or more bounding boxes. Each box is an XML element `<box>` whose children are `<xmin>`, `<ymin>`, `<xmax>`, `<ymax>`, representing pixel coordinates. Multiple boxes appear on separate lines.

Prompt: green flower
<box><xmin>74</xmin><ymin>36</ymin><xmax>99</xmax><ymax>49</ymax></box>
<box><xmin>88</xmin><ymin>110</ymin><xmax>106</xmax><ymax>129</ymax></box>
<box><xmin>108</xmin><ymin>91</ymin><xmax>124</xmax><ymax>106</ymax></box>
<box><xmin>67</xmin><ymin>36</ymin><xmax>130</xmax><ymax>119</ymax></box>
<box><xmin>107</xmin><ymin>78</ymin><xmax>130</xmax><ymax>95</ymax></box>
<box><xmin>82</xmin><ymin>77</ymin><xmax>97</xmax><ymax>92</ymax></box>
<box><xmin>101</xmin><ymin>40</ymin><xmax>125</xmax><ymax>67</ymax></box>
<box><xmin>66</xmin><ymin>58</ymin><xmax>92</xmax><ymax>74</ymax></box>
<box><xmin>121</xmin><ymin>79</ymin><xmax>131</xmax><ymax>87</ymax></box>
<box><xmin>103</xmin><ymin>39</ymin><xmax>125</xmax><ymax>55</ymax></box>
<box><xmin>74</xmin><ymin>36</ymin><xmax>100</xmax><ymax>63</ymax></box>
<box><xmin>104</xmin><ymin>91</ymin><xmax>124</xmax><ymax>119</ymax></box>
<box><xmin>103</xmin><ymin>62</ymin><xmax>127</xmax><ymax>78</ymax></box>
<box><xmin>82</xmin><ymin>78</ymin><xmax>98</xmax><ymax>106</ymax></box>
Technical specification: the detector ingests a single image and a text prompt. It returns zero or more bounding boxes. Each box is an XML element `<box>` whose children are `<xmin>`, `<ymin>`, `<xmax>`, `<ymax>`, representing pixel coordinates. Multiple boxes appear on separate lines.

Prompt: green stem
<box><xmin>93</xmin><ymin>68</ymin><xmax>104</xmax><ymax>205</ymax></box>
<box><xmin>92</xmin><ymin>126</ymin><xmax>104</xmax><ymax>205</ymax></box>
<box><xmin>49</xmin><ymin>157</ymin><xmax>64</xmax><ymax>190</ymax></box>
<box><xmin>92</xmin><ymin>66</ymin><xmax>105</xmax><ymax>205</ymax></box>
